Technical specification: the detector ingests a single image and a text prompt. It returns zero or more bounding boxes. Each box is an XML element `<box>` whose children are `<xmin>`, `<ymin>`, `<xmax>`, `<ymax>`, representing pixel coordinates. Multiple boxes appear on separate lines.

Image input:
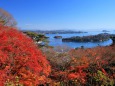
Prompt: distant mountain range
<box><xmin>22</xmin><ymin>30</ymin><xmax>87</xmax><ymax>34</ymax></box>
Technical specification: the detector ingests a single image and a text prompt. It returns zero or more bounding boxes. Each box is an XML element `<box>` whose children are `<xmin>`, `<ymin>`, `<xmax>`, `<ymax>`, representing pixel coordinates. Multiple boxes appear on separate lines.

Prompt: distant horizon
<box><xmin>19</xmin><ymin>24</ymin><xmax>115</xmax><ymax>32</ymax></box>
<box><xmin>20</xmin><ymin>28</ymin><xmax>115</xmax><ymax>32</ymax></box>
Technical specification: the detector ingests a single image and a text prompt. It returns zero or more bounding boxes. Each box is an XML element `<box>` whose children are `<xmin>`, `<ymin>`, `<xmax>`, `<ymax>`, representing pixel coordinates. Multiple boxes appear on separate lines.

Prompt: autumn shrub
<box><xmin>94</xmin><ymin>70</ymin><xmax>114</xmax><ymax>86</ymax></box>
<box><xmin>42</xmin><ymin>47</ymin><xmax>71</xmax><ymax>71</ymax></box>
<box><xmin>43</xmin><ymin>44</ymin><xmax>115</xmax><ymax>85</ymax></box>
<box><xmin>67</xmin><ymin>46</ymin><xmax>115</xmax><ymax>85</ymax></box>
<box><xmin>0</xmin><ymin>26</ymin><xmax>51</xmax><ymax>86</ymax></box>
<box><xmin>42</xmin><ymin>47</ymin><xmax>89</xmax><ymax>85</ymax></box>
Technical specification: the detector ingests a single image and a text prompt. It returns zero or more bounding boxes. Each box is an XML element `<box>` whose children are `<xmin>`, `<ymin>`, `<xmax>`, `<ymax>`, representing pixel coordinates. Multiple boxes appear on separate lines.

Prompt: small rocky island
<box><xmin>54</xmin><ymin>36</ymin><xmax>62</xmax><ymax>39</ymax></box>
<box><xmin>62</xmin><ymin>33</ymin><xmax>111</xmax><ymax>42</ymax></box>
<box><xmin>102</xmin><ymin>30</ymin><xmax>110</xmax><ymax>32</ymax></box>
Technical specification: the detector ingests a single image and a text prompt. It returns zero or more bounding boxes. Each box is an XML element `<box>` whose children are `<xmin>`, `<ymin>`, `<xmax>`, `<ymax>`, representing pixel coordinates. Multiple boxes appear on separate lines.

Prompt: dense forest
<box><xmin>62</xmin><ymin>33</ymin><xmax>111</xmax><ymax>42</ymax></box>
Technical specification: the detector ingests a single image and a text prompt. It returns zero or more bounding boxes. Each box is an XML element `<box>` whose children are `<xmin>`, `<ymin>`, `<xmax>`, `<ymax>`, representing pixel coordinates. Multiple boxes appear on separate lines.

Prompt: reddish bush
<box><xmin>0</xmin><ymin>26</ymin><xmax>51</xmax><ymax>85</ymax></box>
<box><xmin>46</xmin><ymin>44</ymin><xmax>115</xmax><ymax>85</ymax></box>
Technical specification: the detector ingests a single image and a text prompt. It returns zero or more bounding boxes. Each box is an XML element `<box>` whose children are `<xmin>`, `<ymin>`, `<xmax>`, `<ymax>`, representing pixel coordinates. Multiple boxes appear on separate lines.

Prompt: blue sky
<box><xmin>0</xmin><ymin>0</ymin><xmax>115</xmax><ymax>31</ymax></box>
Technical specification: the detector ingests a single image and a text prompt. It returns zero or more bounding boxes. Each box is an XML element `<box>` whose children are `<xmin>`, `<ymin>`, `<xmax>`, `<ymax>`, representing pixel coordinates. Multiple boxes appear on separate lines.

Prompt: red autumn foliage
<box><xmin>68</xmin><ymin>73</ymin><xmax>78</xmax><ymax>79</ymax></box>
<box><xmin>43</xmin><ymin>44</ymin><xmax>115</xmax><ymax>85</ymax></box>
<box><xmin>0</xmin><ymin>26</ymin><xmax>51</xmax><ymax>85</ymax></box>
<box><xmin>68</xmin><ymin>72</ymin><xmax>86</xmax><ymax>83</ymax></box>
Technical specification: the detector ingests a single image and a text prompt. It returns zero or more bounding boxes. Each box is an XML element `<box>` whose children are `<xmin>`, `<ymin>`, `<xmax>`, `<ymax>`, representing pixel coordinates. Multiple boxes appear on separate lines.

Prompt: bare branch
<box><xmin>0</xmin><ymin>8</ymin><xmax>17</xmax><ymax>27</ymax></box>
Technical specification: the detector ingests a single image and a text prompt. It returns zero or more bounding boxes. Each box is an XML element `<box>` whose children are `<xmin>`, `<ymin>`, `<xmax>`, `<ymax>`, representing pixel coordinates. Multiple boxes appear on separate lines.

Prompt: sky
<box><xmin>0</xmin><ymin>0</ymin><xmax>115</xmax><ymax>31</ymax></box>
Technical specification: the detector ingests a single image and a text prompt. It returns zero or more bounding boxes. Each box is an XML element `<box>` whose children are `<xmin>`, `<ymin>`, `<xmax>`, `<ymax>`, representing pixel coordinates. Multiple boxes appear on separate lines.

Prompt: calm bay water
<box><xmin>45</xmin><ymin>31</ymin><xmax>115</xmax><ymax>48</ymax></box>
